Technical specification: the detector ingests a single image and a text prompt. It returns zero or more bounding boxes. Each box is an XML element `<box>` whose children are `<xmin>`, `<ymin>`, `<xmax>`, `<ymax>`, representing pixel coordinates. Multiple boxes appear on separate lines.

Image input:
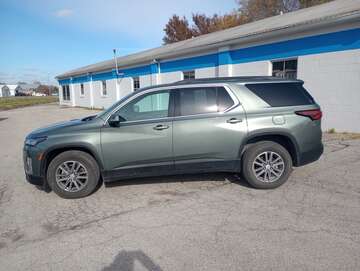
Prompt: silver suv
<box><xmin>24</xmin><ymin>76</ymin><xmax>323</xmax><ymax>198</ymax></box>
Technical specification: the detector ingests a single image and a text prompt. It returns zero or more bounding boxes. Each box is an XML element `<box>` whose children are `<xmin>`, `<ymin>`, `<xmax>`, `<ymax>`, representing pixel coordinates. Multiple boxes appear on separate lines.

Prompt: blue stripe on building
<box><xmin>59</xmin><ymin>28</ymin><xmax>360</xmax><ymax>85</ymax></box>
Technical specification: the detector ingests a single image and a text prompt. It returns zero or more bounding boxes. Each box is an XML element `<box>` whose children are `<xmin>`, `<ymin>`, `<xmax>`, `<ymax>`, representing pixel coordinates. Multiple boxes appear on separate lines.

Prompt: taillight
<box><xmin>295</xmin><ymin>109</ymin><xmax>322</xmax><ymax>121</ymax></box>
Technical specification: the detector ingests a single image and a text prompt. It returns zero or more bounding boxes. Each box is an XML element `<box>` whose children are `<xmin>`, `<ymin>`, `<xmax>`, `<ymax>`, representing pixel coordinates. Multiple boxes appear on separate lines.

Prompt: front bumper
<box><xmin>25</xmin><ymin>174</ymin><xmax>44</xmax><ymax>186</ymax></box>
<box><xmin>23</xmin><ymin>145</ymin><xmax>45</xmax><ymax>186</ymax></box>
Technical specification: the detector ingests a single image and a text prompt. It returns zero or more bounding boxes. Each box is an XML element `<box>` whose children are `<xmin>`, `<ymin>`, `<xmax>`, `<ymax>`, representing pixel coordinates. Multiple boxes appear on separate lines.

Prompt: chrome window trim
<box><xmin>104</xmin><ymin>83</ymin><xmax>240</xmax><ymax>124</ymax></box>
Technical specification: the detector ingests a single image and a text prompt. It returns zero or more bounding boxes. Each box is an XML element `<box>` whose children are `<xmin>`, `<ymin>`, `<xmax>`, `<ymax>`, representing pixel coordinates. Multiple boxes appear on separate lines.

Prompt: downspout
<box><xmin>113</xmin><ymin>49</ymin><xmax>124</xmax><ymax>100</ymax></box>
<box><xmin>89</xmin><ymin>73</ymin><xmax>94</xmax><ymax>109</ymax></box>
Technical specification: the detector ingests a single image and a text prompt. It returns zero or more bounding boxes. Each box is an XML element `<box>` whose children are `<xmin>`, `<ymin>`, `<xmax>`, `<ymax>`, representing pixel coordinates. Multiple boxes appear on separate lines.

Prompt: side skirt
<box><xmin>102</xmin><ymin>159</ymin><xmax>241</xmax><ymax>183</ymax></box>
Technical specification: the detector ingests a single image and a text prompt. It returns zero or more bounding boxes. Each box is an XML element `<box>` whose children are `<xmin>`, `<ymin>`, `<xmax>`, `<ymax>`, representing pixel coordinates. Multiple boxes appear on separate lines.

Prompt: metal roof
<box><xmin>57</xmin><ymin>0</ymin><xmax>360</xmax><ymax>79</ymax></box>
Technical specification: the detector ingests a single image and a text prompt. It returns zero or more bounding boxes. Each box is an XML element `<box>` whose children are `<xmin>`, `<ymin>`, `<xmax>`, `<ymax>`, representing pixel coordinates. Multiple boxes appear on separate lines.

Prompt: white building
<box><xmin>6</xmin><ymin>84</ymin><xmax>22</xmax><ymax>96</ymax></box>
<box><xmin>0</xmin><ymin>84</ymin><xmax>10</xmax><ymax>97</ymax></box>
<box><xmin>56</xmin><ymin>0</ymin><xmax>360</xmax><ymax>132</ymax></box>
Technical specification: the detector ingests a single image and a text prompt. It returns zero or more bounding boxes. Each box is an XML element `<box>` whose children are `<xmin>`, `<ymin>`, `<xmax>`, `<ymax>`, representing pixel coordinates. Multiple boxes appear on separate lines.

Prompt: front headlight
<box><xmin>25</xmin><ymin>136</ymin><xmax>47</xmax><ymax>146</ymax></box>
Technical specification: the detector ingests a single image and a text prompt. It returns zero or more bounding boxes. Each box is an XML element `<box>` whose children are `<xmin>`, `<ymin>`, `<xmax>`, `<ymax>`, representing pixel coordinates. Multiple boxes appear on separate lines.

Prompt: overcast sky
<box><xmin>0</xmin><ymin>0</ymin><xmax>238</xmax><ymax>84</ymax></box>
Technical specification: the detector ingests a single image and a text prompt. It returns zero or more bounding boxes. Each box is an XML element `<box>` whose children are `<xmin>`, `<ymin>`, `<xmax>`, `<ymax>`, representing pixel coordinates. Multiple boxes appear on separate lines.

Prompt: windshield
<box><xmin>95</xmin><ymin>91</ymin><xmax>137</xmax><ymax>120</ymax></box>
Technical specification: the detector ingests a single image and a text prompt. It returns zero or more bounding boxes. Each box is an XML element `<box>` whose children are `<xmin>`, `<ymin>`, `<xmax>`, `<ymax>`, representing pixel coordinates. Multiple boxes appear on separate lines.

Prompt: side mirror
<box><xmin>108</xmin><ymin>115</ymin><xmax>126</xmax><ymax>127</ymax></box>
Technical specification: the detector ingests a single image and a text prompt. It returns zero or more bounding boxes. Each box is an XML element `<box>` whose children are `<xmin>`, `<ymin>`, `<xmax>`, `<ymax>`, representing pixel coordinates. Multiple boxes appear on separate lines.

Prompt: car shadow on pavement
<box><xmin>104</xmin><ymin>172</ymin><xmax>250</xmax><ymax>188</ymax></box>
<box><xmin>102</xmin><ymin>250</ymin><xmax>163</xmax><ymax>271</ymax></box>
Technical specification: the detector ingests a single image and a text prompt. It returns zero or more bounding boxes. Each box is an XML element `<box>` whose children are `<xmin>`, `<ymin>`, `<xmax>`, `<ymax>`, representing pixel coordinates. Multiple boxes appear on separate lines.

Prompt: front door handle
<box><xmin>227</xmin><ymin>118</ymin><xmax>243</xmax><ymax>124</ymax></box>
<box><xmin>153</xmin><ymin>124</ymin><xmax>169</xmax><ymax>130</ymax></box>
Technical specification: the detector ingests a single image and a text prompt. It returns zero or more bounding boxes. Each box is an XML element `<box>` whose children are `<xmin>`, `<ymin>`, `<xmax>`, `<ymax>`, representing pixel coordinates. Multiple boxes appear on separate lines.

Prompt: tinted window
<box><xmin>133</xmin><ymin>77</ymin><xmax>140</xmax><ymax>91</ymax></box>
<box><xmin>218</xmin><ymin>87</ymin><xmax>234</xmax><ymax>112</ymax></box>
<box><xmin>80</xmin><ymin>83</ymin><xmax>84</xmax><ymax>95</ymax></box>
<box><xmin>272</xmin><ymin>59</ymin><xmax>298</xmax><ymax>79</ymax></box>
<box><xmin>115</xmin><ymin>90</ymin><xmax>170</xmax><ymax>121</ymax></box>
<box><xmin>62</xmin><ymin>85</ymin><xmax>70</xmax><ymax>101</ymax></box>
<box><xmin>245</xmin><ymin>83</ymin><xmax>314</xmax><ymax>107</ymax></box>
<box><xmin>101</xmin><ymin>81</ymin><xmax>107</xmax><ymax>96</ymax></box>
<box><xmin>178</xmin><ymin>87</ymin><xmax>234</xmax><ymax>116</ymax></box>
<box><xmin>183</xmin><ymin>70</ymin><xmax>195</xmax><ymax>80</ymax></box>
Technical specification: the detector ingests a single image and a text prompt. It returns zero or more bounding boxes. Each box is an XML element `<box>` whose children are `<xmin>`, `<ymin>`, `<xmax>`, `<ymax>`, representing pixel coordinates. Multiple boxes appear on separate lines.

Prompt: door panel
<box><xmin>101</xmin><ymin>120</ymin><xmax>173</xmax><ymax>171</ymax></box>
<box><xmin>100</xmin><ymin>89</ymin><xmax>174</xmax><ymax>176</ymax></box>
<box><xmin>173</xmin><ymin>86</ymin><xmax>247</xmax><ymax>171</ymax></box>
<box><xmin>173</xmin><ymin>111</ymin><xmax>247</xmax><ymax>169</ymax></box>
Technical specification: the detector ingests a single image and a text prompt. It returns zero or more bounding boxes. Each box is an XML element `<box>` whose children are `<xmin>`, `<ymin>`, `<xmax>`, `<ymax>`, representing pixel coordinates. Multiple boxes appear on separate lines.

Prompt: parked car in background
<box><xmin>23</xmin><ymin>76</ymin><xmax>323</xmax><ymax>198</ymax></box>
<box><xmin>33</xmin><ymin>92</ymin><xmax>47</xmax><ymax>97</ymax></box>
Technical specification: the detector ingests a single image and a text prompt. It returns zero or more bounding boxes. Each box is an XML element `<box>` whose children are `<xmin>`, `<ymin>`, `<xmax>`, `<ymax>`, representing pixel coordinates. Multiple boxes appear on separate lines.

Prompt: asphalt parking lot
<box><xmin>0</xmin><ymin>104</ymin><xmax>359</xmax><ymax>271</ymax></box>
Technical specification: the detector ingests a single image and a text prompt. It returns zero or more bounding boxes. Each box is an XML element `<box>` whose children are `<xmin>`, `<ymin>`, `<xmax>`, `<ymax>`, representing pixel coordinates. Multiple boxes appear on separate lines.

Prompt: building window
<box><xmin>133</xmin><ymin>77</ymin><xmax>140</xmax><ymax>91</ymax></box>
<box><xmin>80</xmin><ymin>83</ymin><xmax>84</xmax><ymax>96</ymax></box>
<box><xmin>101</xmin><ymin>80</ymin><xmax>107</xmax><ymax>96</ymax></box>
<box><xmin>183</xmin><ymin>70</ymin><xmax>195</xmax><ymax>80</ymax></box>
<box><xmin>272</xmin><ymin>59</ymin><xmax>297</xmax><ymax>79</ymax></box>
<box><xmin>62</xmin><ymin>85</ymin><xmax>70</xmax><ymax>101</ymax></box>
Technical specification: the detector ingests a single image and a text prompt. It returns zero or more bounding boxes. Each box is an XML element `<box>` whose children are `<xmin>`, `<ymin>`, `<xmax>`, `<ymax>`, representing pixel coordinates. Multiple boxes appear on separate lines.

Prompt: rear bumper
<box><xmin>296</xmin><ymin>143</ymin><xmax>323</xmax><ymax>167</ymax></box>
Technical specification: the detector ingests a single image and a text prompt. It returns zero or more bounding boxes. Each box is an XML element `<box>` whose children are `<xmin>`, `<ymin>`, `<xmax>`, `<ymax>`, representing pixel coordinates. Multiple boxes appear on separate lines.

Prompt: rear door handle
<box><xmin>227</xmin><ymin>118</ymin><xmax>243</xmax><ymax>124</ymax></box>
<box><xmin>153</xmin><ymin>124</ymin><xmax>169</xmax><ymax>130</ymax></box>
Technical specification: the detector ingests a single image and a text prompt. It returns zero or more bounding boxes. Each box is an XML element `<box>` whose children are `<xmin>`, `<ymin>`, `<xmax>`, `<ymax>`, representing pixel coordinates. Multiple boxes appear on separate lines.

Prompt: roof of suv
<box><xmin>138</xmin><ymin>76</ymin><xmax>302</xmax><ymax>92</ymax></box>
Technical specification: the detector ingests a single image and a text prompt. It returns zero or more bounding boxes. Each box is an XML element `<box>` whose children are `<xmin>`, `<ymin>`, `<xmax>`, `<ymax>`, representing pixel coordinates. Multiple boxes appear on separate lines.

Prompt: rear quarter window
<box><xmin>245</xmin><ymin>83</ymin><xmax>315</xmax><ymax>107</ymax></box>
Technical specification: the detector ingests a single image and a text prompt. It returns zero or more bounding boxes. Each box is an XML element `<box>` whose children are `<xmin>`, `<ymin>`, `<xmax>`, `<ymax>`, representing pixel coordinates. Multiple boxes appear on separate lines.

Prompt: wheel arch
<box><xmin>240</xmin><ymin>132</ymin><xmax>300</xmax><ymax>166</ymax></box>
<box><xmin>41</xmin><ymin>143</ymin><xmax>104</xmax><ymax>180</ymax></box>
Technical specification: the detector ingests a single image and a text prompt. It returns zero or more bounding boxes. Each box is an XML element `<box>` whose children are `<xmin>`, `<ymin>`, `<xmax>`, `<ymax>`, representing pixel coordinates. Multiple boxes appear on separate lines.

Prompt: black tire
<box><xmin>242</xmin><ymin>141</ymin><xmax>293</xmax><ymax>189</ymax></box>
<box><xmin>46</xmin><ymin>150</ymin><xmax>100</xmax><ymax>199</ymax></box>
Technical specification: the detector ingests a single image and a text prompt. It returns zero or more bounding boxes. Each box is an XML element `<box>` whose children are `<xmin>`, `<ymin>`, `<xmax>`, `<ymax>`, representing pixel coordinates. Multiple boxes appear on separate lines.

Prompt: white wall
<box><xmin>298</xmin><ymin>49</ymin><xmax>360</xmax><ymax>132</ymax></box>
<box><xmin>195</xmin><ymin>67</ymin><xmax>217</xmax><ymax>78</ymax></box>
<box><xmin>73</xmin><ymin>83</ymin><xmax>91</xmax><ymax>107</ymax></box>
<box><xmin>232</xmin><ymin>61</ymin><xmax>271</xmax><ymax>76</ymax></box>
<box><xmin>139</xmin><ymin>75</ymin><xmax>152</xmax><ymax>88</ymax></box>
<box><xmin>117</xmin><ymin>78</ymin><xmax>134</xmax><ymax>99</ymax></box>
<box><xmin>92</xmin><ymin>79</ymin><xmax>117</xmax><ymax>109</ymax></box>
<box><xmin>161</xmin><ymin>71</ymin><xmax>183</xmax><ymax>84</ymax></box>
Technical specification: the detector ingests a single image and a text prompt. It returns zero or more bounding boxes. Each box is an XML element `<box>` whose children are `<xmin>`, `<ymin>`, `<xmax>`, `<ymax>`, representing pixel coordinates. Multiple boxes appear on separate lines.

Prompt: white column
<box><xmin>58</xmin><ymin>84</ymin><xmax>63</xmax><ymax>105</ymax></box>
<box><xmin>70</xmin><ymin>79</ymin><xmax>76</xmax><ymax>107</ymax></box>
<box><xmin>156</xmin><ymin>62</ymin><xmax>161</xmax><ymax>85</ymax></box>
<box><xmin>267</xmin><ymin>61</ymin><xmax>273</xmax><ymax>76</ymax></box>
<box><xmin>89</xmin><ymin>75</ymin><xmax>94</xmax><ymax>108</ymax></box>
<box><xmin>217</xmin><ymin>46</ymin><xmax>232</xmax><ymax>77</ymax></box>
<box><xmin>115</xmin><ymin>78</ymin><xmax>120</xmax><ymax>100</ymax></box>
<box><xmin>150</xmin><ymin>61</ymin><xmax>161</xmax><ymax>86</ymax></box>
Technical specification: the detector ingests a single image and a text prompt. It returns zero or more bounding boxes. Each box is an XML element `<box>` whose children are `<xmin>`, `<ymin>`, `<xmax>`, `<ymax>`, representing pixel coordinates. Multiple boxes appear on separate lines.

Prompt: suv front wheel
<box><xmin>242</xmin><ymin>141</ymin><xmax>293</xmax><ymax>189</ymax></box>
<box><xmin>47</xmin><ymin>150</ymin><xmax>100</xmax><ymax>199</ymax></box>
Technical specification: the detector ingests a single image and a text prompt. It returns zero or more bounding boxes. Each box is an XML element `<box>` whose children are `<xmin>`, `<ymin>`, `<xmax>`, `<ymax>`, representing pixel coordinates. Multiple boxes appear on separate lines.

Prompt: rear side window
<box><xmin>177</xmin><ymin>87</ymin><xmax>234</xmax><ymax>116</ymax></box>
<box><xmin>245</xmin><ymin>83</ymin><xmax>314</xmax><ymax>107</ymax></box>
<box><xmin>218</xmin><ymin>87</ymin><xmax>234</xmax><ymax>112</ymax></box>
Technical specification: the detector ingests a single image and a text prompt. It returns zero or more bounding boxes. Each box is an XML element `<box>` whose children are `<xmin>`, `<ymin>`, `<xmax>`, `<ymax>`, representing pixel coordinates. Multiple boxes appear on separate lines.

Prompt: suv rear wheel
<box><xmin>47</xmin><ymin>150</ymin><xmax>100</xmax><ymax>199</ymax></box>
<box><xmin>242</xmin><ymin>141</ymin><xmax>292</xmax><ymax>189</ymax></box>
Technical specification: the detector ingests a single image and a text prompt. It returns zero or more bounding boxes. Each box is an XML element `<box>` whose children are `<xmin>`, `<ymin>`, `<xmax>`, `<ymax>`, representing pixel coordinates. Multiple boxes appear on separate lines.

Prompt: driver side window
<box><xmin>115</xmin><ymin>90</ymin><xmax>170</xmax><ymax>122</ymax></box>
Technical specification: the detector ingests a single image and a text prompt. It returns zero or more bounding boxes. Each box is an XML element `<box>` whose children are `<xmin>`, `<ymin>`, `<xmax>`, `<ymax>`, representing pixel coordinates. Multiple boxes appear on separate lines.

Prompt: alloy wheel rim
<box><xmin>55</xmin><ymin>160</ymin><xmax>88</xmax><ymax>192</ymax></box>
<box><xmin>252</xmin><ymin>151</ymin><xmax>285</xmax><ymax>183</ymax></box>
